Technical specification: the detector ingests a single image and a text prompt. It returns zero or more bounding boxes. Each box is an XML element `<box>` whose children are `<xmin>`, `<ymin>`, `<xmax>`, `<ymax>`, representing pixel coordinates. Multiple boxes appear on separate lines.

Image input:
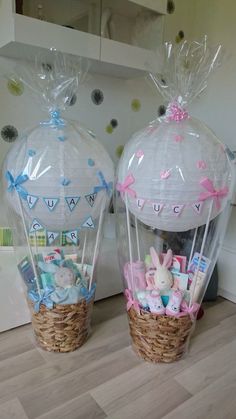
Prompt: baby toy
<box><xmin>165</xmin><ymin>290</ymin><xmax>183</xmax><ymax>316</ymax></box>
<box><xmin>38</xmin><ymin>260</ymin><xmax>86</xmax><ymax>304</ymax></box>
<box><xmin>146</xmin><ymin>247</ymin><xmax>173</xmax><ymax>291</ymax></box>
<box><xmin>146</xmin><ymin>290</ymin><xmax>165</xmax><ymax>315</ymax></box>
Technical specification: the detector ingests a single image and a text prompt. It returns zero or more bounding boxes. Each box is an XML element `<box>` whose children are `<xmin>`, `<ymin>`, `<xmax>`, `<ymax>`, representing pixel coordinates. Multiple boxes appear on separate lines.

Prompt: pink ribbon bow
<box><xmin>166</xmin><ymin>101</ymin><xmax>189</xmax><ymax>122</ymax></box>
<box><xmin>179</xmin><ymin>301</ymin><xmax>200</xmax><ymax>320</ymax></box>
<box><xmin>199</xmin><ymin>177</ymin><xmax>229</xmax><ymax>210</ymax></box>
<box><xmin>116</xmin><ymin>174</ymin><xmax>136</xmax><ymax>198</ymax></box>
<box><xmin>124</xmin><ymin>289</ymin><xmax>140</xmax><ymax>314</ymax></box>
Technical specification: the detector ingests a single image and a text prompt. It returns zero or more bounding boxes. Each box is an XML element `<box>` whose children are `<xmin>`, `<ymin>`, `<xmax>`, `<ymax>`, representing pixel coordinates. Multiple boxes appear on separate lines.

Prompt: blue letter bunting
<box><xmin>82</xmin><ymin>216</ymin><xmax>95</xmax><ymax>229</ymax></box>
<box><xmin>26</xmin><ymin>194</ymin><xmax>38</xmax><ymax>209</ymax></box>
<box><xmin>30</xmin><ymin>219</ymin><xmax>44</xmax><ymax>233</ymax></box>
<box><xmin>47</xmin><ymin>231</ymin><xmax>59</xmax><ymax>245</ymax></box>
<box><xmin>43</xmin><ymin>198</ymin><xmax>59</xmax><ymax>212</ymax></box>
<box><xmin>85</xmin><ymin>193</ymin><xmax>97</xmax><ymax>207</ymax></box>
<box><xmin>65</xmin><ymin>230</ymin><xmax>78</xmax><ymax>245</ymax></box>
<box><xmin>65</xmin><ymin>196</ymin><xmax>80</xmax><ymax>212</ymax></box>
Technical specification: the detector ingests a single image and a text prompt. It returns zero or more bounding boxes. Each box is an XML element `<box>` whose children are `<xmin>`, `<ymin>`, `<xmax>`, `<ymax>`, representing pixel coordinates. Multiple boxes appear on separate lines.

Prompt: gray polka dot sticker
<box><xmin>1</xmin><ymin>125</ymin><xmax>18</xmax><ymax>143</ymax></box>
<box><xmin>91</xmin><ymin>89</ymin><xmax>104</xmax><ymax>105</ymax></box>
<box><xmin>158</xmin><ymin>105</ymin><xmax>166</xmax><ymax>117</ymax></box>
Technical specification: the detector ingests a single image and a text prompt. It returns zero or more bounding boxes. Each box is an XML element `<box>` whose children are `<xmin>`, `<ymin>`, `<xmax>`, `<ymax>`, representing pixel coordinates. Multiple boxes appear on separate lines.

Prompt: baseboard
<box><xmin>218</xmin><ymin>287</ymin><xmax>236</xmax><ymax>304</ymax></box>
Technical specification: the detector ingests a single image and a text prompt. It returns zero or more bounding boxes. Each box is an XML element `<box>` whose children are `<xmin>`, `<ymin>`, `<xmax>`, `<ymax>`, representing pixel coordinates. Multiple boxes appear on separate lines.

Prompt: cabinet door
<box><xmin>0</xmin><ymin>250</ymin><xmax>31</xmax><ymax>332</ymax></box>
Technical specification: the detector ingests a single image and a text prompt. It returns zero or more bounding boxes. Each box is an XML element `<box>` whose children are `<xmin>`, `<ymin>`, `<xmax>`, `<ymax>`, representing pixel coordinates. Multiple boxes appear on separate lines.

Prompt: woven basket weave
<box><xmin>29</xmin><ymin>298</ymin><xmax>94</xmax><ymax>352</ymax></box>
<box><xmin>127</xmin><ymin>306</ymin><xmax>194</xmax><ymax>363</ymax></box>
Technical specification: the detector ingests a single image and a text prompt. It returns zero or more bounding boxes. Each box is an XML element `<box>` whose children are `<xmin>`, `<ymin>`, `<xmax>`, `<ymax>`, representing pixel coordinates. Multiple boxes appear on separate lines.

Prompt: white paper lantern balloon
<box><xmin>117</xmin><ymin>115</ymin><xmax>233</xmax><ymax>232</ymax></box>
<box><xmin>3</xmin><ymin>118</ymin><xmax>114</xmax><ymax>231</ymax></box>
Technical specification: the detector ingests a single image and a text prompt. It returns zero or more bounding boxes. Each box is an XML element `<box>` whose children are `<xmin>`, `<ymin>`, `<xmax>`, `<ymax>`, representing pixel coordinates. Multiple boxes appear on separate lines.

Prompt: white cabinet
<box><xmin>0</xmin><ymin>0</ymin><xmax>166</xmax><ymax>77</ymax></box>
<box><xmin>0</xmin><ymin>249</ymin><xmax>31</xmax><ymax>332</ymax></box>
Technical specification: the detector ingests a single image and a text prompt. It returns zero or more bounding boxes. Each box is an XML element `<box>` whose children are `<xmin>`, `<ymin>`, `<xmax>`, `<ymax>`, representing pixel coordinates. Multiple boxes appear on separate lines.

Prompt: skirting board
<box><xmin>218</xmin><ymin>288</ymin><xmax>236</xmax><ymax>304</ymax></box>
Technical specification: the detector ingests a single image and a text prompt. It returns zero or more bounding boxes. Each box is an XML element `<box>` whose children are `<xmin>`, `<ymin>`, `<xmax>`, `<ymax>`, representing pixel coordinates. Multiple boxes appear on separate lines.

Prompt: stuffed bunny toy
<box><xmin>146</xmin><ymin>247</ymin><xmax>173</xmax><ymax>292</ymax></box>
<box><xmin>38</xmin><ymin>261</ymin><xmax>86</xmax><ymax>305</ymax></box>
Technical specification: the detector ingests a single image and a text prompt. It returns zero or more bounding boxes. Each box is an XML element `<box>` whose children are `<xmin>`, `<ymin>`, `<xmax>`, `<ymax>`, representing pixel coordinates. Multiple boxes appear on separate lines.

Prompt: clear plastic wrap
<box><xmin>2</xmin><ymin>51</ymin><xmax>114</xmax><ymax>352</ymax></box>
<box><xmin>116</xmin><ymin>38</ymin><xmax>235</xmax><ymax>363</ymax></box>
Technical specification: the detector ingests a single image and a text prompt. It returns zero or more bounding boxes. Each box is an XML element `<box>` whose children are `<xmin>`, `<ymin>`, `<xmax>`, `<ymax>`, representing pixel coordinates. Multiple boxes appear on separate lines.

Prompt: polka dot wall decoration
<box><xmin>176</xmin><ymin>30</ymin><xmax>185</xmax><ymax>44</ymax></box>
<box><xmin>110</xmin><ymin>119</ymin><xmax>118</xmax><ymax>128</ymax></box>
<box><xmin>131</xmin><ymin>99</ymin><xmax>141</xmax><ymax>112</ymax></box>
<box><xmin>91</xmin><ymin>89</ymin><xmax>104</xmax><ymax>105</ymax></box>
<box><xmin>88</xmin><ymin>158</ymin><xmax>95</xmax><ymax>167</ymax></box>
<box><xmin>7</xmin><ymin>78</ymin><xmax>24</xmax><ymax>96</ymax></box>
<box><xmin>1</xmin><ymin>125</ymin><xmax>18</xmax><ymax>143</ymax></box>
<box><xmin>167</xmin><ymin>0</ymin><xmax>175</xmax><ymax>14</ymax></box>
<box><xmin>116</xmin><ymin>145</ymin><xmax>124</xmax><ymax>158</ymax></box>
<box><xmin>158</xmin><ymin>105</ymin><xmax>166</xmax><ymax>117</ymax></box>
<box><xmin>106</xmin><ymin>124</ymin><xmax>113</xmax><ymax>134</ymax></box>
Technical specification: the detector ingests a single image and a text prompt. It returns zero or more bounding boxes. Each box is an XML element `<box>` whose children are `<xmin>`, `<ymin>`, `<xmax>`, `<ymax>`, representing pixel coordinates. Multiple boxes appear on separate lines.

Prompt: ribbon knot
<box><xmin>28</xmin><ymin>286</ymin><xmax>54</xmax><ymax>313</ymax></box>
<box><xmin>124</xmin><ymin>289</ymin><xmax>140</xmax><ymax>314</ymax></box>
<box><xmin>93</xmin><ymin>171</ymin><xmax>113</xmax><ymax>196</ymax></box>
<box><xmin>5</xmin><ymin>171</ymin><xmax>28</xmax><ymax>200</ymax></box>
<box><xmin>199</xmin><ymin>177</ymin><xmax>228</xmax><ymax>210</ymax></box>
<box><xmin>41</xmin><ymin>110</ymin><xmax>65</xmax><ymax>128</ymax></box>
<box><xmin>179</xmin><ymin>300</ymin><xmax>200</xmax><ymax>320</ymax></box>
<box><xmin>116</xmin><ymin>174</ymin><xmax>136</xmax><ymax>198</ymax></box>
<box><xmin>80</xmin><ymin>283</ymin><xmax>96</xmax><ymax>302</ymax></box>
<box><xmin>166</xmin><ymin>101</ymin><xmax>189</xmax><ymax>122</ymax></box>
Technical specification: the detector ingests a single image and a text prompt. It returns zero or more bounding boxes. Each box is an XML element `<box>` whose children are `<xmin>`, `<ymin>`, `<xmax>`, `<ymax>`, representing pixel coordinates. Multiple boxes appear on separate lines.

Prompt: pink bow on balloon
<box><xmin>124</xmin><ymin>289</ymin><xmax>140</xmax><ymax>314</ymax></box>
<box><xmin>116</xmin><ymin>174</ymin><xmax>136</xmax><ymax>198</ymax></box>
<box><xmin>179</xmin><ymin>301</ymin><xmax>200</xmax><ymax>320</ymax></box>
<box><xmin>199</xmin><ymin>177</ymin><xmax>229</xmax><ymax>210</ymax></box>
<box><xmin>166</xmin><ymin>101</ymin><xmax>189</xmax><ymax>122</ymax></box>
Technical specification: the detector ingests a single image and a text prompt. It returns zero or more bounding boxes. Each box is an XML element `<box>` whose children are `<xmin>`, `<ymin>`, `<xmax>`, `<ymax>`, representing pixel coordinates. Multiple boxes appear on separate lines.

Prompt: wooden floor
<box><xmin>0</xmin><ymin>295</ymin><xmax>236</xmax><ymax>419</ymax></box>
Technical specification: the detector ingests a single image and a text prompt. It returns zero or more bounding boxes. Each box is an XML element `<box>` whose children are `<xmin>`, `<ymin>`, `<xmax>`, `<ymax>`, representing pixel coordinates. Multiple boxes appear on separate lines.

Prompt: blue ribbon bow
<box><xmin>40</xmin><ymin>110</ymin><xmax>65</xmax><ymax>128</ymax></box>
<box><xmin>80</xmin><ymin>283</ymin><xmax>96</xmax><ymax>302</ymax></box>
<box><xmin>93</xmin><ymin>171</ymin><xmax>113</xmax><ymax>196</ymax></box>
<box><xmin>5</xmin><ymin>171</ymin><xmax>29</xmax><ymax>200</ymax></box>
<box><xmin>28</xmin><ymin>286</ymin><xmax>54</xmax><ymax>313</ymax></box>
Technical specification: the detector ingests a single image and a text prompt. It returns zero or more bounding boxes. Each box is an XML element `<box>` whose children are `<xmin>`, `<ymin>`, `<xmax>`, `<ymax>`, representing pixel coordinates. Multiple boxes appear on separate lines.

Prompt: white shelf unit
<box><xmin>0</xmin><ymin>0</ymin><xmax>166</xmax><ymax>77</ymax></box>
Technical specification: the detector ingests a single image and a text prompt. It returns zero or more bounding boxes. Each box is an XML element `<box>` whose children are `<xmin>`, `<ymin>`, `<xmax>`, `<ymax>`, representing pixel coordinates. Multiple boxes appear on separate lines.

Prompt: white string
<box><xmin>134</xmin><ymin>216</ymin><xmax>141</xmax><ymax>261</ymax></box>
<box><xmin>81</xmin><ymin>232</ymin><xmax>87</xmax><ymax>270</ymax></box>
<box><xmin>17</xmin><ymin>194</ymin><xmax>41</xmax><ymax>295</ymax></box>
<box><xmin>187</xmin><ymin>227</ymin><xmax>198</xmax><ymax>271</ymax></box>
<box><xmin>125</xmin><ymin>193</ymin><xmax>134</xmax><ymax>291</ymax></box>
<box><xmin>89</xmin><ymin>197</ymin><xmax>105</xmax><ymax>291</ymax></box>
<box><xmin>189</xmin><ymin>200</ymin><xmax>213</xmax><ymax>307</ymax></box>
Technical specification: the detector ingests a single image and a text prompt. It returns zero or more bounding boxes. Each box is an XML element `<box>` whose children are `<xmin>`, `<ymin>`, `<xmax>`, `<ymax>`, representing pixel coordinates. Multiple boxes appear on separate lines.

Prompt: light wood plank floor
<box><xmin>0</xmin><ymin>295</ymin><xmax>236</xmax><ymax>419</ymax></box>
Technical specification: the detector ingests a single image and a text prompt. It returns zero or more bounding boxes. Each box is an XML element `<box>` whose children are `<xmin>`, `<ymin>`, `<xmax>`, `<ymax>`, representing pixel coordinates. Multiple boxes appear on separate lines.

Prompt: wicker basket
<box><xmin>29</xmin><ymin>298</ymin><xmax>94</xmax><ymax>352</ymax></box>
<box><xmin>127</xmin><ymin>306</ymin><xmax>194</xmax><ymax>363</ymax></box>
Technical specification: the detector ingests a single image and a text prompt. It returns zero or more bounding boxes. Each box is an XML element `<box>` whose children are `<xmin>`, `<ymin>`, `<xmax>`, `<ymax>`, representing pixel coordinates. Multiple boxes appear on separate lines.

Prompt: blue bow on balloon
<box><xmin>28</xmin><ymin>286</ymin><xmax>54</xmax><ymax>313</ymax></box>
<box><xmin>5</xmin><ymin>171</ymin><xmax>29</xmax><ymax>200</ymax></box>
<box><xmin>40</xmin><ymin>110</ymin><xmax>65</xmax><ymax>128</ymax></box>
<box><xmin>80</xmin><ymin>283</ymin><xmax>96</xmax><ymax>302</ymax></box>
<box><xmin>93</xmin><ymin>171</ymin><xmax>113</xmax><ymax>196</ymax></box>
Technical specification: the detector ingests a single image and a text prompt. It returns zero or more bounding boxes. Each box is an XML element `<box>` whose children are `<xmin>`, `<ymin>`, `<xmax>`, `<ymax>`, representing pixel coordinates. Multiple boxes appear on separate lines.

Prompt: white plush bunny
<box><xmin>149</xmin><ymin>247</ymin><xmax>173</xmax><ymax>291</ymax></box>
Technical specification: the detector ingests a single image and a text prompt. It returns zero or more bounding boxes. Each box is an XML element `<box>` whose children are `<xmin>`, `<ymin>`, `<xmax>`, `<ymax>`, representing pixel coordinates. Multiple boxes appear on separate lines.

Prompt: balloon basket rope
<box><xmin>29</xmin><ymin>298</ymin><xmax>94</xmax><ymax>352</ymax></box>
<box><xmin>127</xmin><ymin>306</ymin><xmax>195</xmax><ymax>363</ymax></box>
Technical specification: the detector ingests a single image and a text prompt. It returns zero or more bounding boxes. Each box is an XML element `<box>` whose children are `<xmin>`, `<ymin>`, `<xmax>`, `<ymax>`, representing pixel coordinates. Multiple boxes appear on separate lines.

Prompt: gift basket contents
<box><xmin>116</xmin><ymin>38</ymin><xmax>236</xmax><ymax>363</ymax></box>
<box><xmin>2</xmin><ymin>52</ymin><xmax>114</xmax><ymax>352</ymax></box>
